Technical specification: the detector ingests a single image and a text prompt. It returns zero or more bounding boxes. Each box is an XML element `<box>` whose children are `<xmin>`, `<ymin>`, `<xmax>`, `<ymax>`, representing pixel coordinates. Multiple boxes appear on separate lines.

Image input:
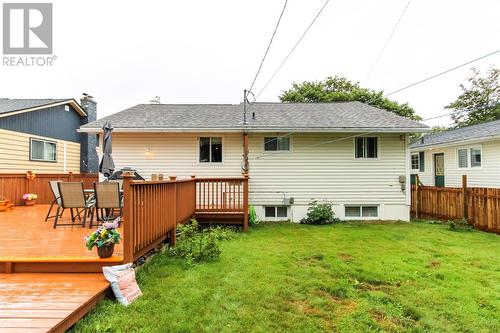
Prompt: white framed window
<box><xmin>355</xmin><ymin>137</ymin><xmax>378</xmax><ymax>158</ymax></box>
<box><xmin>411</xmin><ymin>153</ymin><xmax>419</xmax><ymax>170</ymax></box>
<box><xmin>264</xmin><ymin>206</ymin><xmax>288</xmax><ymax>218</ymax></box>
<box><xmin>30</xmin><ymin>138</ymin><xmax>57</xmax><ymax>162</ymax></box>
<box><xmin>457</xmin><ymin>146</ymin><xmax>481</xmax><ymax>168</ymax></box>
<box><xmin>264</xmin><ymin>136</ymin><xmax>290</xmax><ymax>151</ymax></box>
<box><xmin>199</xmin><ymin>137</ymin><xmax>222</xmax><ymax>163</ymax></box>
<box><xmin>345</xmin><ymin>205</ymin><xmax>378</xmax><ymax>218</ymax></box>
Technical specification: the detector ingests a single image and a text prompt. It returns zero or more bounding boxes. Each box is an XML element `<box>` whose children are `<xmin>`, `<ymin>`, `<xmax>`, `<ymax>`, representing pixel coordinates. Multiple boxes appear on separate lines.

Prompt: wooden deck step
<box><xmin>0</xmin><ymin>273</ymin><xmax>110</xmax><ymax>333</ymax></box>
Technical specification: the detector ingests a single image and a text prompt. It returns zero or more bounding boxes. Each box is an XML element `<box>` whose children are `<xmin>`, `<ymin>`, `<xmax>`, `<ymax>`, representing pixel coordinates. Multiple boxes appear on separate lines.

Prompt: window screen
<box><xmin>30</xmin><ymin>139</ymin><xmax>56</xmax><ymax>162</ymax></box>
<box><xmin>345</xmin><ymin>206</ymin><xmax>361</xmax><ymax>217</ymax></box>
<box><xmin>457</xmin><ymin>149</ymin><xmax>468</xmax><ymax>168</ymax></box>
<box><xmin>264</xmin><ymin>137</ymin><xmax>290</xmax><ymax>151</ymax></box>
<box><xmin>355</xmin><ymin>137</ymin><xmax>378</xmax><ymax>158</ymax></box>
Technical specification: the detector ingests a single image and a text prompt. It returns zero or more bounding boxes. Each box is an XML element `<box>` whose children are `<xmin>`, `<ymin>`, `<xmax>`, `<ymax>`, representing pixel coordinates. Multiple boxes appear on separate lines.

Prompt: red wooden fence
<box><xmin>0</xmin><ymin>172</ymin><xmax>98</xmax><ymax>205</ymax></box>
<box><xmin>411</xmin><ymin>175</ymin><xmax>500</xmax><ymax>234</ymax></box>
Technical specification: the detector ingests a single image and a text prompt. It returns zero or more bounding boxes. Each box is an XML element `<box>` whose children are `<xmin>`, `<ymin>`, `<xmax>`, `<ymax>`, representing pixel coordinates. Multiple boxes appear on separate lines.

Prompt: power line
<box><xmin>256</xmin><ymin>0</ymin><xmax>332</xmax><ymax>100</ymax></box>
<box><xmin>365</xmin><ymin>0</ymin><xmax>412</xmax><ymax>82</ymax></box>
<box><xmin>248</xmin><ymin>0</ymin><xmax>289</xmax><ymax>92</ymax></box>
<box><xmin>386</xmin><ymin>49</ymin><xmax>500</xmax><ymax>96</ymax></box>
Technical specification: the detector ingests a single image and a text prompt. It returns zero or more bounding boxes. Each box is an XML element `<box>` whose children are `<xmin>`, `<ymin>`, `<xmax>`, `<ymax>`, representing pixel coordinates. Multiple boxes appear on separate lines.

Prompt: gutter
<box><xmin>78</xmin><ymin>126</ymin><xmax>430</xmax><ymax>134</ymax></box>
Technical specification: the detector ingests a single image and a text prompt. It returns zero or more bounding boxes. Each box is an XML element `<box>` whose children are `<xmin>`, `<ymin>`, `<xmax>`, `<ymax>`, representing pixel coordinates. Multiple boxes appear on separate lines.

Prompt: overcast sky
<box><xmin>1</xmin><ymin>0</ymin><xmax>499</xmax><ymax>127</ymax></box>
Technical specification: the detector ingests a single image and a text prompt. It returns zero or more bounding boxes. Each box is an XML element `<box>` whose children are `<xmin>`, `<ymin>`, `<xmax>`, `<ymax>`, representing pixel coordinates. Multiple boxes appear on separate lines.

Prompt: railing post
<box><xmin>122</xmin><ymin>172</ymin><xmax>135</xmax><ymax>263</ymax></box>
<box><xmin>191</xmin><ymin>176</ymin><xmax>197</xmax><ymax>218</ymax></box>
<box><xmin>415</xmin><ymin>174</ymin><xmax>420</xmax><ymax>219</ymax></box>
<box><xmin>69</xmin><ymin>171</ymin><xmax>73</xmax><ymax>182</ymax></box>
<box><xmin>462</xmin><ymin>175</ymin><xmax>468</xmax><ymax>223</ymax></box>
<box><xmin>171</xmin><ymin>181</ymin><xmax>178</xmax><ymax>246</ymax></box>
<box><xmin>243</xmin><ymin>174</ymin><xmax>249</xmax><ymax>231</ymax></box>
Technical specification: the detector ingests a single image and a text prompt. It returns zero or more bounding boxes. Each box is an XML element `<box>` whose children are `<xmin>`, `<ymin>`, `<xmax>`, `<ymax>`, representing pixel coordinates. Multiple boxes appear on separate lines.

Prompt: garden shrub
<box><xmin>300</xmin><ymin>200</ymin><xmax>340</xmax><ymax>225</ymax></box>
<box><xmin>448</xmin><ymin>218</ymin><xmax>473</xmax><ymax>232</ymax></box>
<box><xmin>169</xmin><ymin>219</ymin><xmax>235</xmax><ymax>266</ymax></box>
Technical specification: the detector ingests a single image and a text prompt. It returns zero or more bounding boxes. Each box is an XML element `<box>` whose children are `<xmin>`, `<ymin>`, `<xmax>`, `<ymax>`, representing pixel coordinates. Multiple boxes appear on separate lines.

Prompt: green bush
<box><xmin>169</xmin><ymin>219</ymin><xmax>235</xmax><ymax>266</ymax></box>
<box><xmin>448</xmin><ymin>218</ymin><xmax>473</xmax><ymax>232</ymax></box>
<box><xmin>300</xmin><ymin>200</ymin><xmax>340</xmax><ymax>225</ymax></box>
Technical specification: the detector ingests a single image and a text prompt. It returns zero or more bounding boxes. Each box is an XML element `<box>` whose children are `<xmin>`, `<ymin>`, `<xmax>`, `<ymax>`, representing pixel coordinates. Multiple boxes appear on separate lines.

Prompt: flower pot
<box><xmin>24</xmin><ymin>199</ymin><xmax>36</xmax><ymax>206</ymax></box>
<box><xmin>97</xmin><ymin>243</ymin><xmax>115</xmax><ymax>258</ymax></box>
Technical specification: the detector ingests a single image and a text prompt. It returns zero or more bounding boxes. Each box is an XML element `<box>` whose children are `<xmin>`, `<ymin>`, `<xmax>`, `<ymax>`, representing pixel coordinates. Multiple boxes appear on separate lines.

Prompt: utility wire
<box><xmin>256</xmin><ymin>0</ymin><xmax>332</xmax><ymax>100</ymax></box>
<box><xmin>248</xmin><ymin>0</ymin><xmax>289</xmax><ymax>92</ymax></box>
<box><xmin>386</xmin><ymin>49</ymin><xmax>500</xmax><ymax>96</ymax></box>
<box><xmin>365</xmin><ymin>0</ymin><xmax>412</xmax><ymax>82</ymax></box>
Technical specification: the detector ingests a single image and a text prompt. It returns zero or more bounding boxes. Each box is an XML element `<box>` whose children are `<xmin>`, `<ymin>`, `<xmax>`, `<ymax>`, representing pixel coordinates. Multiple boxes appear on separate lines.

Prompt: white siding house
<box><xmin>410</xmin><ymin>120</ymin><xmax>500</xmax><ymax>188</ymax></box>
<box><xmin>81</xmin><ymin>102</ymin><xmax>428</xmax><ymax>222</ymax></box>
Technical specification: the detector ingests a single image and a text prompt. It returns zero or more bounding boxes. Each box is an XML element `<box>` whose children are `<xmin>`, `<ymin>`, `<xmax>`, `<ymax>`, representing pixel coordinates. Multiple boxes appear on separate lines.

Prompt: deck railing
<box><xmin>122</xmin><ymin>174</ymin><xmax>248</xmax><ymax>263</ymax></box>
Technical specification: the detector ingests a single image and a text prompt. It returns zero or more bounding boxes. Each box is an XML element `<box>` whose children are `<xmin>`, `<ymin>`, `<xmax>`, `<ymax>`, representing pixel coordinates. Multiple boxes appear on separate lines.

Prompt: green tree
<box><xmin>279</xmin><ymin>76</ymin><xmax>420</xmax><ymax>120</ymax></box>
<box><xmin>447</xmin><ymin>67</ymin><xmax>500</xmax><ymax>128</ymax></box>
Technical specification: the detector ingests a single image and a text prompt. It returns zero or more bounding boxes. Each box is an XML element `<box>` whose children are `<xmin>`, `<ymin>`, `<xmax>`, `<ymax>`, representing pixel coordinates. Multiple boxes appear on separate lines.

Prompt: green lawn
<box><xmin>72</xmin><ymin>221</ymin><xmax>500</xmax><ymax>333</ymax></box>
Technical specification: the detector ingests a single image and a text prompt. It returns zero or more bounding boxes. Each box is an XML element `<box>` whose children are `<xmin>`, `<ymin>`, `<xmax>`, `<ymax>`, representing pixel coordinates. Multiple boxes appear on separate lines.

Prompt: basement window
<box><xmin>199</xmin><ymin>137</ymin><xmax>222</xmax><ymax>163</ymax></box>
<box><xmin>30</xmin><ymin>138</ymin><xmax>57</xmax><ymax>162</ymax></box>
<box><xmin>345</xmin><ymin>205</ymin><xmax>378</xmax><ymax>218</ymax></box>
<box><xmin>265</xmin><ymin>206</ymin><xmax>288</xmax><ymax>218</ymax></box>
<box><xmin>264</xmin><ymin>136</ymin><xmax>290</xmax><ymax>151</ymax></box>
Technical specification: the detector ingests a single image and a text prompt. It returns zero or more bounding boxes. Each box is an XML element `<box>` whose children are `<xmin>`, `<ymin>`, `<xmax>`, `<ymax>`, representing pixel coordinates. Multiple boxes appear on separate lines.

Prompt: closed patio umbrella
<box><xmin>99</xmin><ymin>121</ymin><xmax>115</xmax><ymax>178</ymax></box>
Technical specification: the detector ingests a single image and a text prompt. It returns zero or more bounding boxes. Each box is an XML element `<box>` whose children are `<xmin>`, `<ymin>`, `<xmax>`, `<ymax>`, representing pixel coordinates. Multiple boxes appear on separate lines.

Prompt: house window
<box><xmin>30</xmin><ymin>138</ymin><xmax>57</xmax><ymax>162</ymax></box>
<box><xmin>457</xmin><ymin>147</ymin><xmax>481</xmax><ymax>168</ymax></box>
<box><xmin>411</xmin><ymin>154</ymin><xmax>419</xmax><ymax>170</ymax></box>
<box><xmin>355</xmin><ymin>137</ymin><xmax>378</xmax><ymax>158</ymax></box>
<box><xmin>458</xmin><ymin>148</ymin><xmax>468</xmax><ymax>168</ymax></box>
<box><xmin>345</xmin><ymin>205</ymin><xmax>378</xmax><ymax>218</ymax></box>
<box><xmin>264</xmin><ymin>137</ymin><xmax>290</xmax><ymax>151</ymax></box>
<box><xmin>418</xmin><ymin>152</ymin><xmax>425</xmax><ymax>172</ymax></box>
<box><xmin>265</xmin><ymin>206</ymin><xmax>288</xmax><ymax>218</ymax></box>
<box><xmin>199</xmin><ymin>137</ymin><xmax>222</xmax><ymax>163</ymax></box>
<box><xmin>470</xmin><ymin>147</ymin><xmax>481</xmax><ymax>167</ymax></box>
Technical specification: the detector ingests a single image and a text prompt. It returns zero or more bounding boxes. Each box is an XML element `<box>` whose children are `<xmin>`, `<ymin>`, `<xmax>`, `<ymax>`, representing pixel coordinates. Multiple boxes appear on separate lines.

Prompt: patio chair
<box><xmin>90</xmin><ymin>181</ymin><xmax>122</xmax><ymax>228</ymax></box>
<box><xmin>54</xmin><ymin>182</ymin><xmax>94</xmax><ymax>228</ymax></box>
<box><xmin>45</xmin><ymin>180</ymin><xmax>64</xmax><ymax>221</ymax></box>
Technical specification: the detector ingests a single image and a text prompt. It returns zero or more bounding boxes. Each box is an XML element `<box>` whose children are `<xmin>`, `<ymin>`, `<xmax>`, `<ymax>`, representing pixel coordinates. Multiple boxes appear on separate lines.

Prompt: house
<box><xmin>79</xmin><ymin>102</ymin><xmax>428</xmax><ymax>221</ymax></box>
<box><xmin>0</xmin><ymin>96</ymin><xmax>98</xmax><ymax>174</ymax></box>
<box><xmin>410</xmin><ymin>119</ymin><xmax>500</xmax><ymax>188</ymax></box>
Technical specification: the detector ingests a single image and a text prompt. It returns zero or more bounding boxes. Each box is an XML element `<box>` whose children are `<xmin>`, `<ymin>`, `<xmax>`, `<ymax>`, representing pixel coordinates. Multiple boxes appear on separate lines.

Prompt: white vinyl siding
<box><xmin>108</xmin><ymin>133</ymin><xmax>243</xmax><ymax>180</ymax></box>
<box><xmin>411</xmin><ymin>140</ymin><xmax>500</xmax><ymax>188</ymax></box>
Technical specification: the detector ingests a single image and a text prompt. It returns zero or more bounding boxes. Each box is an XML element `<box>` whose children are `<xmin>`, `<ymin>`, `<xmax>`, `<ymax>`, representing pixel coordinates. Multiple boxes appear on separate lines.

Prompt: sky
<box><xmin>1</xmin><ymin>0</ymin><xmax>499</xmax><ymax>127</ymax></box>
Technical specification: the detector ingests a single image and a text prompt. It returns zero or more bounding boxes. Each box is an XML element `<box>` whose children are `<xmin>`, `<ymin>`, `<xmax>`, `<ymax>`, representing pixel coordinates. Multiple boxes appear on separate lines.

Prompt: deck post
<box><xmin>170</xmin><ymin>181</ymin><xmax>178</xmax><ymax>246</ymax></box>
<box><xmin>122</xmin><ymin>172</ymin><xmax>135</xmax><ymax>263</ymax></box>
<box><xmin>462</xmin><ymin>175</ymin><xmax>468</xmax><ymax>222</ymax></box>
<box><xmin>415</xmin><ymin>174</ymin><xmax>420</xmax><ymax>219</ymax></box>
<box><xmin>243</xmin><ymin>174</ymin><xmax>249</xmax><ymax>231</ymax></box>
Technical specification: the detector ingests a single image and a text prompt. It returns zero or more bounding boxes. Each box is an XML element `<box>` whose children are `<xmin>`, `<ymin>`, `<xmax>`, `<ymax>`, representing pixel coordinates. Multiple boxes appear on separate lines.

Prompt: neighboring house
<box><xmin>80</xmin><ymin>102</ymin><xmax>428</xmax><ymax>221</ymax></box>
<box><xmin>0</xmin><ymin>96</ymin><xmax>99</xmax><ymax>173</ymax></box>
<box><xmin>410</xmin><ymin>119</ymin><xmax>500</xmax><ymax>188</ymax></box>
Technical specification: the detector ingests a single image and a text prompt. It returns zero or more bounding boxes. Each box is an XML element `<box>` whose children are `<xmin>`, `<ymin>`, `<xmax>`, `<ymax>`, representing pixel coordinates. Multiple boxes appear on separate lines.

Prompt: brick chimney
<box><xmin>80</xmin><ymin>94</ymin><xmax>98</xmax><ymax>173</ymax></box>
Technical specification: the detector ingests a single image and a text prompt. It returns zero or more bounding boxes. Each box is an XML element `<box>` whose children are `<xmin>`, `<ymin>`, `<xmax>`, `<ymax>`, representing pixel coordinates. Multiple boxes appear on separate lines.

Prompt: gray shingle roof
<box><xmin>411</xmin><ymin>119</ymin><xmax>500</xmax><ymax>149</ymax></box>
<box><xmin>0</xmin><ymin>98</ymin><xmax>71</xmax><ymax>115</ymax></box>
<box><xmin>81</xmin><ymin>102</ymin><xmax>428</xmax><ymax>132</ymax></box>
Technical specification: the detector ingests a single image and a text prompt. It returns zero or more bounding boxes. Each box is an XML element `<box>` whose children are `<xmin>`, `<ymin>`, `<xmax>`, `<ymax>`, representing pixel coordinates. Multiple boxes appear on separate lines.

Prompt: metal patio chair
<box><xmin>90</xmin><ymin>181</ymin><xmax>122</xmax><ymax>228</ymax></box>
<box><xmin>54</xmin><ymin>182</ymin><xmax>94</xmax><ymax>228</ymax></box>
<box><xmin>45</xmin><ymin>180</ymin><xmax>64</xmax><ymax>221</ymax></box>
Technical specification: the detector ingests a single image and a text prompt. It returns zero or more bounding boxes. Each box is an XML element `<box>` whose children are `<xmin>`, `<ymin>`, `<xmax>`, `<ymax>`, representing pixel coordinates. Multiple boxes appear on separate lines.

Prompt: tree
<box><xmin>447</xmin><ymin>67</ymin><xmax>500</xmax><ymax>128</ymax></box>
<box><xmin>279</xmin><ymin>76</ymin><xmax>420</xmax><ymax>120</ymax></box>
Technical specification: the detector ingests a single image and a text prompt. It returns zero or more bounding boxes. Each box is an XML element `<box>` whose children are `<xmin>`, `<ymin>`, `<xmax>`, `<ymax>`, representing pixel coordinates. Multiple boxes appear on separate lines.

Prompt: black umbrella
<box><xmin>99</xmin><ymin>121</ymin><xmax>115</xmax><ymax>178</ymax></box>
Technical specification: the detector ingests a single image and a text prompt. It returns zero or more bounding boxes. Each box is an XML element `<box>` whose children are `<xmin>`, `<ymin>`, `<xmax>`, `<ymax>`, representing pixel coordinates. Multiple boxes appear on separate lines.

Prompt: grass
<box><xmin>72</xmin><ymin>221</ymin><xmax>500</xmax><ymax>333</ymax></box>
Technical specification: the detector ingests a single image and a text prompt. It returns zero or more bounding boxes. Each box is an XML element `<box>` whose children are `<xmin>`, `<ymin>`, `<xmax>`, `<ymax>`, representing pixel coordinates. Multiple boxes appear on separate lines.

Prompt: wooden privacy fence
<box><xmin>121</xmin><ymin>174</ymin><xmax>249</xmax><ymax>263</ymax></box>
<box><xmin>411</xmin><ymin>175</ymin><xmax>500</xmax><ymax>234</ymax></box>
<box><xmin>0</xmin><ymin>172</ymin><xmax>98</xmax><ymax>205</ymax></box>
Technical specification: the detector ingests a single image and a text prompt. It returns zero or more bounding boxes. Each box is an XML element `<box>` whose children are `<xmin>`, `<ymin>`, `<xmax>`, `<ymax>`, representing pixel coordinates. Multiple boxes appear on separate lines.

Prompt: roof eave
<box><xmin>410</xmin><ymin>134</ymin><xmax>500</xmax><ymax>150</ymax></box>
<box><xmin>0</xmin><ymin>99</ymin><xmax>87</xmax><ymax>118</ymax></box>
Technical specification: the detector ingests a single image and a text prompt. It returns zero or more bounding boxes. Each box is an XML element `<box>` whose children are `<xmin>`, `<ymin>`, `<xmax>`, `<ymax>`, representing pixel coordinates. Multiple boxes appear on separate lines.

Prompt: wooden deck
<box><xmin>0</xmin><ymin>205</ymin><xmax>123</xmax><ymax>273</ymax></box>
<box><xmin>0</xmin><ymin>273</ymin><xmax>109</xmax><ymax>333</ymax></box>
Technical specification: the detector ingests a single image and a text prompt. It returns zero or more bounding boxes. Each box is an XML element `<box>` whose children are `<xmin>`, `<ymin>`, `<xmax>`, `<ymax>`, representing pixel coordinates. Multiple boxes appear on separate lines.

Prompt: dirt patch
<box><xmin>370</xmin><ymin>310</ymin><xmax>399</xmax><ymax>330</ymax></box>
<box><xmin>337</xmin><ymin>253</ymin><xmax>353</xmax><ymax>261</ymax></box>
<box><xmin>287</xmin><ymin>299</ymin><xmax>335</xmax><ymax>331</ymax></box>
<box><xmin>426</xmin><ymin>261</ymin><xmax>441</xmax><ymax>269</ymax></box>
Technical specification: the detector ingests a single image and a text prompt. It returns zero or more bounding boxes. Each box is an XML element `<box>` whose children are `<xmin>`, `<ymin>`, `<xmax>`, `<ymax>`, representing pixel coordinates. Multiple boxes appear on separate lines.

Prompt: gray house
<box><xmin>0</xmin><ymin>96</ymin><xmax>98</xmax><ymax>174</ymax></box>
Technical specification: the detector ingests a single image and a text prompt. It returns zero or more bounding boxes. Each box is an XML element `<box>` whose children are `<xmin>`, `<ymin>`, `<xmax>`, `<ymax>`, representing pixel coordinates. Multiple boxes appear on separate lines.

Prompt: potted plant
<box><xmin>85</xmin><ymin>219</ymin><xmax>121</xmax><ymax>258</ymax></box>
<box><xmin>23</xmin><ymin>193</ymin><xmax>38</xmax><ymax>206</ymax></box>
